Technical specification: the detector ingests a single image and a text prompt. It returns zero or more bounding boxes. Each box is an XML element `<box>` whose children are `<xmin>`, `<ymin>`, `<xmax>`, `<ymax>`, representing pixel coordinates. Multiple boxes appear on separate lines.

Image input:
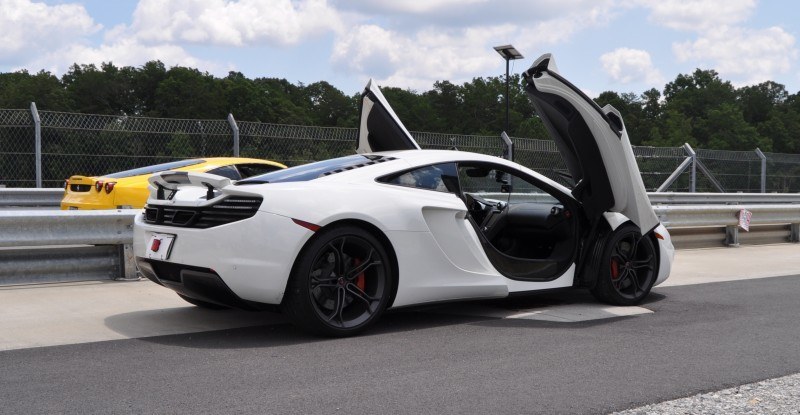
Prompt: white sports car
<box><xmin>134</xmin><ymin>54</ymin><xmax>674</xmax><ymax>336</ymax></box>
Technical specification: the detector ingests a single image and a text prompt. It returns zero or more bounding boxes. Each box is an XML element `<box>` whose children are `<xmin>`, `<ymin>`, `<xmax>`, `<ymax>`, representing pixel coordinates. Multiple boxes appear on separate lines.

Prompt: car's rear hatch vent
<box><xmin>144</xmin><ymin>196</ymin><xmax>262</xmax><ymax>228</ymax></box>
<box><xmin>320</xmin><ymin>156</ymin><xmax>396</xmax><ymax>177</ymax></box>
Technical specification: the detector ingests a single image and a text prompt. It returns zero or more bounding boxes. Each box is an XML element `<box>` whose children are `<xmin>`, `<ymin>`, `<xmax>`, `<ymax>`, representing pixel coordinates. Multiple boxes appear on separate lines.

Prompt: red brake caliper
<box><xmin>610</xmin><ymin>259</ymin><xmax>620</xmax><ymax>280</ymax></box>
<box><xmin>353</xmin><ymin>258</ymin><xmax>366</xmax><ymax>291</ymax></box>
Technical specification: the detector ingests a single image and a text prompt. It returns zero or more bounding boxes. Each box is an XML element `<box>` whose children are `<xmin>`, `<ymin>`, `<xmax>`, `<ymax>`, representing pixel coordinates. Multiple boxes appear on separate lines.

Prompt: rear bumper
<box><xmin>137</xmin><ymin>258</ymin><xmax>270</xmax><ymax>310</ymax></box>
<box><xmin>654</xmin><ymin>224</ymin><xmax>674</xmax><ymax>286</ymax></box>
<box><xmin>60</xmin><ymin>198</ymin><xmax>117</xmax><ymax>210</ymax></box>
<box><xmin>134</xmin><ymin>210</ymin><xmax>314</xmax><ymax>305</ymax></box>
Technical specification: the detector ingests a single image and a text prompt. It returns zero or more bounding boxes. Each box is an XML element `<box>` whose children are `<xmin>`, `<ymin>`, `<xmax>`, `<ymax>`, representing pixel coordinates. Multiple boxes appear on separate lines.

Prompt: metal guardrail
<box><xmin>4</xmin><ymin>189</ymin><xmax>800</xmax><ymax>208</ymax></box>
<box><xmin>0</xmin><ymin>188</ymin><xmax>64</xmax><ymax>207</ymax></box>
<box><xmin>654</xmin><ymin>204</ymin><xmax>800</xmax><ymax>249</ymax></box>
<box><xmin>648</xmin><ymin>192</ymin><xmax>800</xmax><ymax>205</ymax></box>
<box><xmin>1</xmin><ymin>191</ymin><xmax>800</xmax><ymax>285</ymax></box>
<box><xmin>0</xmin><ymin>210</ymin><xmax>136</xmax><ymax>285</ymax></box>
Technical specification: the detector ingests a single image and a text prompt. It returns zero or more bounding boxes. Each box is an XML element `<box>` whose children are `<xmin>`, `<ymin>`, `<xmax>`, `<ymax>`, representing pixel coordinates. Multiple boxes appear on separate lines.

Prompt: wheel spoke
<box><xmin>628</xmin><ymin>269</ymin><xmax>641</xmax><ymax>293</ymax></box>
<box><xmin>337</xmin><ymin>237</ymin><xmax>347</xmax><ymax>276</ymax></box>
<box><xmin>346</xmin><ymin>251</ymin><xmax>382</xmax><ymax>280</ymax></box>
<box><xmin>346</xmin><ymin>283</ymin><xmax>375</xmax><ymax>310</ymax></box>
<box><xmin>633</xmin><ymin>255</ymin><xmax>654</xmax><ymax>270</ymax></box>
<box><xmin>311</xmin><ymin>264</ymin><xmax>337</xmax><ymax>283</ymax></box>
<box><xmin>615</xmin><ymin>268</ymin><xmax>630</xmax><ymax>289</ymax></box>
<box><xmin>613</xmin><ymin>243</ymin><xmax>628</xmax><ymax>262</ymax></box>
<box><xmin>311</xmin><ymin>282</ymin><xmax>338</xmax><ymax>289</ymax></box>
<box><xmin>324</xmin><ymin>286</ymin><xmax>346</xmax><ymax>324</ymax></box>
<box><xmin>629</xmin><ymin>234</ymin><xmax>640</xmax><ymax>259</ymax></box>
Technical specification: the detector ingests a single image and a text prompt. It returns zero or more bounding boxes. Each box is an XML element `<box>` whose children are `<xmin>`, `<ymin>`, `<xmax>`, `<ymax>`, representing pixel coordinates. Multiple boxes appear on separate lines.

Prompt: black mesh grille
<box><xmin>144</xmin><ymin>196</ymin><xmax>262</xmax><ymax>228</ymax></box>
<box><xmin>70</xmin><ymin>184</ymin><xmax>91</xmax><ymax>192</ymax></box>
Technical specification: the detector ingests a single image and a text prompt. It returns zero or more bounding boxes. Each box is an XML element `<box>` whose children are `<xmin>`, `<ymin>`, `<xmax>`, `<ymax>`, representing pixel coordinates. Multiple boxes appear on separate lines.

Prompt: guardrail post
<box><xmin>755</xmin><ymin>148</ymin><xmax>766</xmax><ymax>193</ymax></box>
<box><xmin>725</xmin><ymin>225</ymin><xmax>740</xmax><ymax>247</ymax></box>
<box><xmin>30</xmin><ymin>102</ymin><xmax>42</xmax><ymax>188</ymax></box>
<box><xmin>117</xmin><ymin>244</ymin><xmax>139</xmax><ymax>280</ymax></box>
<box><xmin>683</xmin><ymin>143</ymin><xmax>697</xmax><ymax>192</ymax></box>
<box><xmin>228</xmin><ymin>113</ymin><xmax>240</xmax><ymax>157</ymax></box>
<box><xmin>790</xmin><ymin>224</ymin><xmax>800</xmax><ymax>243</ymax></box>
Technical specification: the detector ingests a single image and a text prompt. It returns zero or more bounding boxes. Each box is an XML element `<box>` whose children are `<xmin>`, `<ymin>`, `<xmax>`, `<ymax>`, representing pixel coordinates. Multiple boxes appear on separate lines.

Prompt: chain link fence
<box><xmin>632</xmin><ymin>146</ymin><xmax>693</xmax><ymax>192</ymax></box>
<box><xmin>0</xmin><ymin>109</ymin><xmax>35</xmax><ymax>187</ymax></box>
<box><xmin>35</xmin><ymin>111</ymin><xmax>235</xmax><ymax>187</ymax></box>
<box><xmin>694</xmin><ymin>148</ymin><xmax>764</xmax><ymax>193</ymax></box>
<box><xmin>2</xmin><ymin>106</ymin><xmax>800</xmax><ymax>192</ymax></box>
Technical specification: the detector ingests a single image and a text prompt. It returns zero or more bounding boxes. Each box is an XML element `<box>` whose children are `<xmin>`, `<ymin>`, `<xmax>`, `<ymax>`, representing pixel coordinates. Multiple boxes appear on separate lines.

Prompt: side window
<box><xmin>207</xmin><ymin>165</ymin><xmax>241</xmax><ymax>180</ymax></box>
<box><xmin>457</xmin><ymin>164</ymin><xmax>557</xmax><ymax>204</ymax></box>
<box><xmin>380</xmin><ymin>163</ymin><xmax>459</xmax><ymax>193</ymax></box>
<box><xmin>237</xmin><ymin>163</ymin><xmax>283</xmax><ymax>179</ymax></box>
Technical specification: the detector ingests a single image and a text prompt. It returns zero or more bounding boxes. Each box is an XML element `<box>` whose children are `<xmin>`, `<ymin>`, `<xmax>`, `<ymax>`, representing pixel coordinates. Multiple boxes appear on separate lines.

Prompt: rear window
<box><xmin>237</xmin><ymin>155</ymin><xmax>394</xmax><ymax>184</ymax></box>
<box><xmin>104</xmin><ymin>159</ymin><xmax>205</xmax><ymax>179</ymax></box>
<box><xmin>237</xmin><ymin>163</ymin><xmax>284</xmax><ymax>178</ymax></box>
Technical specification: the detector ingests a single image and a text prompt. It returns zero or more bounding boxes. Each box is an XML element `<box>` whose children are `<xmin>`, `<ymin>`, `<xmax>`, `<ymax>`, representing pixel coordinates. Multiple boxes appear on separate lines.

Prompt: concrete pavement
<box><xmin>1</xmin><ymin>244</ymin><xmax>798</xmax><ymax>351</ymax></box>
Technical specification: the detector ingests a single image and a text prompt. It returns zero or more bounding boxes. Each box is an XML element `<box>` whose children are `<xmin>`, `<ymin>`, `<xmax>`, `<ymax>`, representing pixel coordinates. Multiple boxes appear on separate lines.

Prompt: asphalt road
<box><xmin>1</xmin><ymin>275</ymin><xmax>799</xmax><ymax>414</ymax></box>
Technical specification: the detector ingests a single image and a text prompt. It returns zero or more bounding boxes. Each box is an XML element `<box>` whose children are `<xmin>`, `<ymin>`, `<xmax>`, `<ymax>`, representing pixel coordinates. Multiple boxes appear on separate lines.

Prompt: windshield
<box><xmin>237</xmin><ymin>155</ymin><xmax>391</xmax><ymax>184</ymax></box>
<box><xmin>104</xmin><ymin>159</ymin><xmax>205</xmax><ymax>178</ymax></box>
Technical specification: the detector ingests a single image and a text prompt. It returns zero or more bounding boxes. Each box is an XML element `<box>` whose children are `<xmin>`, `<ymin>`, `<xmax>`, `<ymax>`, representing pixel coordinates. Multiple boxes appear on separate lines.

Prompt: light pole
<box><xmin>493</xmin><ymin>45</ymin><xmax>524</xmax><ymax>134</ymax></box>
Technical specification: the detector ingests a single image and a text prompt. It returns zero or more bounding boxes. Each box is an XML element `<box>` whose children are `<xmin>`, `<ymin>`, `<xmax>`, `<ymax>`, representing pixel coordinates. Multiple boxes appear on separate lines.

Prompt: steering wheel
<box><xmin>465</xmin><ymin>193</ymin><xmax>507</xmax><ymax>235</ymax></box>
<box><xmin>464</xmin><ymin>193</ymin><xmax>493</xmax><ymax>220</ymax></box>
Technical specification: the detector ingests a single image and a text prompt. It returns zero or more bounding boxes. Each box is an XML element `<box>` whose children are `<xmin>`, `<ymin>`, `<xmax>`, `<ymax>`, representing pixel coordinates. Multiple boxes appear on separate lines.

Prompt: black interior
<box><xmin>459</xmin><ymin>164</ymin><xmax>580</xmax><ymax>282</ymax></box>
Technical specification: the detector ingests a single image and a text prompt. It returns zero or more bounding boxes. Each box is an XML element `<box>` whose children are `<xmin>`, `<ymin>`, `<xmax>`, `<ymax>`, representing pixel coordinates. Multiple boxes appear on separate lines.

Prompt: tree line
<box><xmin>1</xmin><ymin>61</ymin><xmax>799</xmax><ymax>152</ymax></box>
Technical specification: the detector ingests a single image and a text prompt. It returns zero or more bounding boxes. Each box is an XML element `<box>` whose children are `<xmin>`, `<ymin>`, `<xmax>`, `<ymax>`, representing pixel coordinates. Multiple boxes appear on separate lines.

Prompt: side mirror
<box><xmin>500</xmin><ymin>184</ymin><xmax>512</xmax><ymax>193</ymax></box>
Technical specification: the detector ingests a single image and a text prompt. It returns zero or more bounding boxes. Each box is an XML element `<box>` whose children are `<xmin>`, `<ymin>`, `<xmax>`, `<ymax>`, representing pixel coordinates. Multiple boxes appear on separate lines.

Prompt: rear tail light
<box><xmin>104</xmin><ymin>181</ymin><xmax>116</xmax><ymax>193</ymax></box>
<box><xmin>95</xmin><ymin>180</ymin><xmax>104</xmax><ymax>192</ymax></box>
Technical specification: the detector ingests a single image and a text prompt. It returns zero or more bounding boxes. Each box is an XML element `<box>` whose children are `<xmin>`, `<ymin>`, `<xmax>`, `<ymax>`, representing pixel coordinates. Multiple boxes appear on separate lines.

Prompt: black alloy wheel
<box><xmin>591</xmin><ymin>224</ymin><xmax>658</xmax><ymax>306</ymax></box>
<box><xmin>282</xmin><ymin>225</ymin><xmax>393</xmax><ymax>337</ymax></box>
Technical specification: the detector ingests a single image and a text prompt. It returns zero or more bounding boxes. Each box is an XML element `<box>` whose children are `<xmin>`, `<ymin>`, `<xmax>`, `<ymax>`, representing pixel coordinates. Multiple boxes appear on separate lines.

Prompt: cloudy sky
<box><xmin>1</xmin><ymin>0</ymin><xmax>798</xmax><ymax>97</ymax></box>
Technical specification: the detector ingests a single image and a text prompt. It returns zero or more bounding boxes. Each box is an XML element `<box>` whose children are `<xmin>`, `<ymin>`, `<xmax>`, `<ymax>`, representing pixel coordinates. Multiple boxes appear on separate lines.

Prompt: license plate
<box><xmin>146</xmin><ymin>233</ymin><xmax>176</xmax><ymax>260</ymax></box>
<box><xmin>68</xmin><ymin>206</ymin><xmax>78</xmax><ymax>210</ymax></box>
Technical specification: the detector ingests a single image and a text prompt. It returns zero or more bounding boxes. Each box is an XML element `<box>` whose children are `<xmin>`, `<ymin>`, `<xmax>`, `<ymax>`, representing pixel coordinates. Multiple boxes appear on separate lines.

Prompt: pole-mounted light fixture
<box><xmin>493</xmin><ymin>45</ymin><xmax>524</xmax><ymax>160</ymax></box>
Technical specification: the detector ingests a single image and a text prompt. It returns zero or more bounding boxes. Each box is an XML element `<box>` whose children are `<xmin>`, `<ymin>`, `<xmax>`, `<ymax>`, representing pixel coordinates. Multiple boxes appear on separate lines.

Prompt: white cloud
<box><xmin>339</xmin><ymin>0</ymin><xmax>488</xmax><ymax>14</ymax></box>
<box><xmin>0</xmin><ymin>0</ymin><xmax>101</xmax><ymax>64</ymax></box>
<box><xmin>673</xmin><ymin>26</ymin><xmax>798</xmax><ymax>86</ymax></box>
<box><xmin>600</xmin><ymin>48</ymin><xmax>664</xmax><ymax>86</ymax></box>
<box><xmin>330</xmin><ymin>1</ymin><xmax>620</xmax><ymax>91</ymax></box>
<box><xmin>638</xmin><ymin>0</ymin><xmax>756</xmax><ymax>32</ymax></box>
<box><xmin>331</xmin><ymin>24</ymin><xmax>517</xmax><ymax>90</ymax></box>
<box><xmin>130</xmin><ymin>0</ymin><xmax>343</xmax><ymax>47</ymax></box>
<box><xmin>22</xmin><ymin>37</ymin><xmax>219</xmax><ymax>75</ymax></box>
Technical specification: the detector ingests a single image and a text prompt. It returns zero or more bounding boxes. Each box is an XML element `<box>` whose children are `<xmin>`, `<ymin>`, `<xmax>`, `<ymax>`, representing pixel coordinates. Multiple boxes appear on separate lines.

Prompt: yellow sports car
<box><xmin>61</xmin><ymin>157</ymin><xmax>286</xmax><ymax>210</ymax></box>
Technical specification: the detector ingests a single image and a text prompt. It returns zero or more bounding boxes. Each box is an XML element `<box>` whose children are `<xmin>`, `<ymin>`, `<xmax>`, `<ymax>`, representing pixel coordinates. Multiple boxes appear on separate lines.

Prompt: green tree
<box><xmin>0</xmin><ymin>70</ymin><xmax>69</xmax><ymax>110</ymax></box>
<box><xmin>304</xmin><ymin>81</ymin><xmax>356</xmax><ymax>127</ymax></box>
<box><xmin>62</xmin><ymin>62</ymin><xmax>139</xmax><ymax>115</ymax></box>
<box><xmin>154</xmin><ymin>67</ymin><xmax>226</xmax><ymax>119</ymax></box>
<box><xmin>133</xmin><ymin>61</ymin><xmax>167</xmax><ymax>116</ymax></box>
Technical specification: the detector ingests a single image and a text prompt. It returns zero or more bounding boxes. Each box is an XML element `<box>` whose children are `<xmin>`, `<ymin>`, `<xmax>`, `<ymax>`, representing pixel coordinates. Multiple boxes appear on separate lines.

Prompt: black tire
<box><xmin>177</xmin><ymin>293</ymin><xmax>230</xmax><ymax>310</ymax></box>
<box><xmin>590</xmin><ymin>223</ymin><xmax>658</xmax><ymax>306</ymax></box>
<box><xmin>281</xmin><ymin>225</ymin><xmax>394</xmax><ymax>337</ymax></box>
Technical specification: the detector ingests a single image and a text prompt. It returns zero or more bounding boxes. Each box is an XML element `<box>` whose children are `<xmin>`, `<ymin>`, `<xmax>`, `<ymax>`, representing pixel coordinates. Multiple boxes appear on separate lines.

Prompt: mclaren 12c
<box><xmin>134</xmin><ymin>54</ymin><xmax>674</xmax><ymax>336</ymax></box>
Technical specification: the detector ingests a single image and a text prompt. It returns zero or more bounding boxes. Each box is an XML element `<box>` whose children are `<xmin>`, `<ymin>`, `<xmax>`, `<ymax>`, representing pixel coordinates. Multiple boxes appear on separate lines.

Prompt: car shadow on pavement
<box><xmin>104</xmin><ymin>289</ymin><xmax>667</xmax><ymax>349</ymax></box>
<box><xmin>104</xmin><ymin>308</ymin><xmax>498</xmax><ymax>349</ymax></box>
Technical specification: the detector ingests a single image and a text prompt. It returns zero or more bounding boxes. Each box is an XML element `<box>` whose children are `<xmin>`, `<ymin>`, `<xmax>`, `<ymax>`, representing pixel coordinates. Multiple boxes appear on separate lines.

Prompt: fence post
<box><xmin>683</xmin><ymin>143</ymin><xmax>697</xmax><ymax>192</ymax></box>
<box><xmin>755</xmin><ymin>148</ymin><xmax>766</xmax><ymax>193</ymax></box>
<box><xmin>228</xmin><ymin>113</ymin><xmax>240</xmax><ymax>157</ymax></box>
<box><xmin>30</xmin><ymin>102</ymin><xmax>42</xmax><ymax>188</ymax></box>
